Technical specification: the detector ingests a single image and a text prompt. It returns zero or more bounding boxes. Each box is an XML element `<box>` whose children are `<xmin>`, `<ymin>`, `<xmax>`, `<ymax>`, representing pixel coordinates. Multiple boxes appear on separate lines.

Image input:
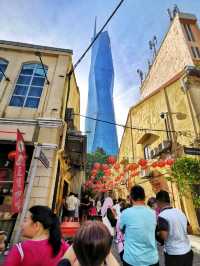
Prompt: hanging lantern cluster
<box><xmin>84</xmin><ymin>156</ymin><xmax>175</xmax><ymax>192</ymax></box>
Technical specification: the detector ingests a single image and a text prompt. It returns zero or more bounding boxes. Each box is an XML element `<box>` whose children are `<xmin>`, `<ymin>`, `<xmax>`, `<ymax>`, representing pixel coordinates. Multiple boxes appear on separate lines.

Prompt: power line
<box><xmin>74</xmin><ymin>113</ymin><xmax>194</xmax><ymax>137</ymax></box>
<box><xmin>66</xmin><ymin>0</ymin><xmax>125</xmax><ymax>108</ymax></box>
<box><xmin>70</xmin><ymin>0</ymin><xmax>125</xmax><ymax>74</ymax></box>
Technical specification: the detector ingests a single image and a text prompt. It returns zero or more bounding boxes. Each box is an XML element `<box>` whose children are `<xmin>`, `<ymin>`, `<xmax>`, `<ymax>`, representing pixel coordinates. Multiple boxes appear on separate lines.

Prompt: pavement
<box><xmin>112</xmin><ymin>236</ymin><xmax>200</xmax><ymax>266</ymax></box>
<box><xmin>189</xmin><ymin>235</ymin><xmax>200</xmax><ymax>254</ymax></box>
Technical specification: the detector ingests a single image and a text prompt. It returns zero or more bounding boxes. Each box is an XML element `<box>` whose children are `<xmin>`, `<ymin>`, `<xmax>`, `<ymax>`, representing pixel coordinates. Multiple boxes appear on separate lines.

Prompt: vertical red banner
<box><xmin>11</xmin><ymin>129</ymin><xmax>26</xmax><ymax>214</ymax></box>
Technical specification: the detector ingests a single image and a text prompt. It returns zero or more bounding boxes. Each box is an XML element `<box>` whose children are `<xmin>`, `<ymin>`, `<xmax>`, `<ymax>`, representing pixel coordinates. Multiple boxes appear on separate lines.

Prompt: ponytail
<box><xmin>49</xmin><ymin>213</ymin><xmax>62</xmax><ymax>256</ymax></box>
<box><xmin>106</xmin><ymin>208</ymin><xmax>117</xmax><ymax>227</ymax></box>
<box><xmin>29</xmin><ymin>205</ymin><xmax>62</xmax><ymax>256</ymax></box>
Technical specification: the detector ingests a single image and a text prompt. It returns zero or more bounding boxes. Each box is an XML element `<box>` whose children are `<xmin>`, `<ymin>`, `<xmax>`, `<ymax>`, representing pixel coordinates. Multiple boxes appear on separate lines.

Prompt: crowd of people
<box><xmin>1</xmin><ymin>184</ymin><xmax>194</xmax><ymax>266</ymax></box>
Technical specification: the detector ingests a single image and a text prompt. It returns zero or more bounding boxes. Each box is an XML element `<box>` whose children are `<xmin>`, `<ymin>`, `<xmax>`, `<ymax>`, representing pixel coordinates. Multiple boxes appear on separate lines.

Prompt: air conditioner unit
<box><xmin>65</xmin><ymin>108</ymin><xmax>74</xmax><ymax>122</ymax></box>
<box><xmin>163</xmin><ymin>140</ymin><xmax>172</xmax><ymax>150</ymax></box>
<box><xmin>154</xmin><ymin>147</ymin><xmax>159</xmax><ymax>157</ymax></box>
<box><xmin>158</xmin><ymin>143</ymin><xmax>163</xmax><ymax>153</ymax></box>
<box><xmin>150</xmin><ymin>149</ymin><xmax>156</xmax><ymax>158</ymax></box>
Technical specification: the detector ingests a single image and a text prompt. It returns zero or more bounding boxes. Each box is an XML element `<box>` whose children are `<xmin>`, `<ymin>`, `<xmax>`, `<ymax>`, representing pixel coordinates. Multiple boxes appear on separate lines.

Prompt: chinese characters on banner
<box><xmin>11</xmin><ymin>129</ymin><xmax>26</xmax><ymax>213</ymax></box>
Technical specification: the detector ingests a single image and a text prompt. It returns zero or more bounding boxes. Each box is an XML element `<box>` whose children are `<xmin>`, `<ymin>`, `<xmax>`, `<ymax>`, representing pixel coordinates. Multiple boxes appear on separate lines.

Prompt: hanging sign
<box><xmin>34</xmin><ymin>147</ymin><xmax>49</xmax><ymax>169</ymax></box>
<box><xmin>11</xmin><ymin>129</ymin><xmax>26</xmax><ymax>213</ymax></box>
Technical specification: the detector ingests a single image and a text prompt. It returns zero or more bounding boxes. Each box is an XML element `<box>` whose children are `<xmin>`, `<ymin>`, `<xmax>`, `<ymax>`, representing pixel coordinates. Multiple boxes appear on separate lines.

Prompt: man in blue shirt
<box><xmin>120</xmin><ymin>185</ymin><xmax>159</xmax><ymax>266</ymax></box>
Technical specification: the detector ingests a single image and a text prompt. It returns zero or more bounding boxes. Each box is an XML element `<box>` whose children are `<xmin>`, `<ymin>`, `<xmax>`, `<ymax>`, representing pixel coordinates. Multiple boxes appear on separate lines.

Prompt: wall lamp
<box><xmin>160</xmin><ymin>112</ymin><xmax>187</xmax><ymax>120</ymax></box>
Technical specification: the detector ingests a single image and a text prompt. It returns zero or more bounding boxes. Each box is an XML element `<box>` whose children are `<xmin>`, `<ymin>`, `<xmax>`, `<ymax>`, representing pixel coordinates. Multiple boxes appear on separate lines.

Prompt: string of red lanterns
<box><xmin>84</xmin><ymin>157</ymin><xmax>175</xmax><ymax>192</ymax></box>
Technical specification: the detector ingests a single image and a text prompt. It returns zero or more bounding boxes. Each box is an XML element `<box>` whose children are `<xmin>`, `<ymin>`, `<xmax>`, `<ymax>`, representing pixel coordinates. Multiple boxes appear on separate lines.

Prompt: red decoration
<box><xmin>157</xmin><ymin>160</ymin><xmax>166</xmax><ymax>168</ymax></box>
<box><xmin>138</xmin><ymin>159</ymin><xmax>147</xmax><ymax>167</ymax></box>
<box><xmin>131</xmin><ymin>171</ymin><xmax>139</xmax><ymax>177</ymax></box>
<box><xmin>113</xmin><ymin>163</ymin><xmax>120</xmax><ymax>171</ymax></box>
<box><xmin>101</xmin><ymin>176</ymin><xmax>107</xmax><ymax>182</ymax></box>
<box><xmin>101</xmin><ymin>189</ymin><xmax>109</xmax><ymax>193</ymax></box>
<box><xmin>12</xmin><ymin>129</ymin><xmax>26</xmax><ymax>214</ymax></box>
<box><xmin>8</xmin><ymin>151</ymin><xmax>16</xmax><ymax>161</ymax></box>
<box><xmin>101</xmin><ymin>164</ymin><xmax>109</xmax><ymax>171</ymax></box>
<box><xmin>125</xmin><ymin>164</ymin><xmax>130</xmax><ymax>171</ymax></box>
<box><xmin>115</xmin><ymin>176</ymin><xmax>121</xmax><ymax>181</ymax></box>
<box><xmin>91</xmin><ymin>169</ymin><xmax>98</xmax><ymax>177</ymax></box>
<box><xmin>93</xmin><ymin>162</ymin><xmax>101</xmax><ymax>170</ymax></box>
<box><xmin>166</xmin><ymin>159</ymin><xmax>174</xmax><ymax>166</ymax></box>
<box><xmin>107</xmin><ymin>156</ymin><xmax>116</xmax><ymax>165</ymax></box>
<box><xmin>129</xmin><ymin>163</ymin><xmax>139</xmax><ymax>171</ymax></box>
<box><xmin>151</xmin><ymin>162</ymin><xmax>158</xmax><ymax>168</ymax></box>
<box><xmin>104</xmin><ymin>169</ymin><xmax>111</xmax><ymax>176</ymax></box>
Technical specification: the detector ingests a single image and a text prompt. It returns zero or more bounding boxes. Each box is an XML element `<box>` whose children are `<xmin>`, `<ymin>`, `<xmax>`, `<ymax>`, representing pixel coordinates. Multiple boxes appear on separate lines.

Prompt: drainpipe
<box><xmin>129</xmin><ymin>112</ymin><xmax>135</xmax><ymax>161</ymax></box>
<box><xmin>180</xmin><ymin>76</ymin><xmax>199</xmax><ymax>142</ymax></box>
<box><xmin>163</xmin><ymin>88</ymin><xmax>178</xmax><ymax>158</ymax></box>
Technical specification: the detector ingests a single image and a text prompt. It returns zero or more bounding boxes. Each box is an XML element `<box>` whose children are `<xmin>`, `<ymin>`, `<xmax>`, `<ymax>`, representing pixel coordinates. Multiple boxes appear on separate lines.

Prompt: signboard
<box><xmin>11</xmin><ymin>129</ymin><xmax>26</xmax><ymax>213</ymax></box>
<box><xmin>184</xmin><ymin>147</ymin><xmax>200</xmax><ymax>156</ymax></box>
<box><xmin>35</xmin><ymin>147</ymin><xmax>49</xmax><ymax>168</ymax></box>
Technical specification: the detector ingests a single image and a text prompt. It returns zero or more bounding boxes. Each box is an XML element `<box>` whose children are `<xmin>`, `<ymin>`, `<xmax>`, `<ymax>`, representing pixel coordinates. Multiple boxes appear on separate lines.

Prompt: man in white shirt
<box><xmin>156</xmin><ymin>190</ymin><xmax>193</xmax><ymax>266</ymax></box>
<box><xmin>66</xmin><ymin>192</ymin><xmax>78</xmax><ymax>221</ymax></box>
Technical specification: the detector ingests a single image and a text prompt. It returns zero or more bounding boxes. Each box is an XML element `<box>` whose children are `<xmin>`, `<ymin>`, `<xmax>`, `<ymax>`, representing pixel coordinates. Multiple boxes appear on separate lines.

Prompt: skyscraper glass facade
<box><xmin>85</xmin><ymin>29</ymin><xmax>118</xmax><ymax>155</ymax></box>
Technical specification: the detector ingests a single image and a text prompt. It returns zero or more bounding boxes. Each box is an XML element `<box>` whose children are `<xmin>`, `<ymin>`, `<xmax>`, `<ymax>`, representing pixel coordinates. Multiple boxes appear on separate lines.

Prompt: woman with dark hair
<box><xmin>58</xmin><ymin>221</ymin><xmax>119</xmax><ymax>266</ymax></box>
<box><xmin>4</xmin><ymin>205</ymin><xmax>69</xmax><ymax>266</ymax></box>
<box><xmin>102</xmin><ymin>207</ymin><xmax>117</xmax><ymax>237</ymax></box>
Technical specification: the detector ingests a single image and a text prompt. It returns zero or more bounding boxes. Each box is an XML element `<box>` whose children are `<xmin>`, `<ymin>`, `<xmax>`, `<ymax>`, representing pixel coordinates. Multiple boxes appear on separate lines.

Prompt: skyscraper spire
<box><xmin>93</xmin><ymin>16</ymin><xmax>97</xmax><ymax>38</ymax></box>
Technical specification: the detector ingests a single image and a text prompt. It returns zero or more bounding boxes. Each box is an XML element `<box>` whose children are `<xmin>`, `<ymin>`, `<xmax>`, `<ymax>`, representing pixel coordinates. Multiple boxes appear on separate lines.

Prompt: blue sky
<box><xmin>0</xmin><ymin>0</ymin><xmax>200</xmax><ymax>142</ymax></box>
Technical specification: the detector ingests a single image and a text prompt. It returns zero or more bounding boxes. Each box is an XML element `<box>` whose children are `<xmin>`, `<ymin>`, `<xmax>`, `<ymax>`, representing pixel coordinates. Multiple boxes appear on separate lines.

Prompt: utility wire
<box><xmin>74</xmin><ymin>113</ymin><xmax>188</xmax><ymax>135</ymax></box>
<box><xmin>66</xmin><ymin>0</ymin><xmax>125</xmax><ymax>109</ymax></box>
<box><xmin>69</xmin><ymin>0</ymin><xmax>125</xmax><ymax>75</ymax></box>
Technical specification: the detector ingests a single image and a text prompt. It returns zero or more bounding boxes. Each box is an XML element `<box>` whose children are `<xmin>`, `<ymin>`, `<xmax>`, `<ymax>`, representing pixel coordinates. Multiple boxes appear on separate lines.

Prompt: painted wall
<box><xmin>141</xmin><ymin>13</ymin><xmax>196</xmax><ymax>98</ymax></box>
<box><xmin>119</xmin><ymin>78</ymin><xmax>200</xmax><ymax>233</ymax></box>
<box><xmin>0</xmin><ymin>41</ymin><xmax>80</xmax><ymax>208</ymax></box>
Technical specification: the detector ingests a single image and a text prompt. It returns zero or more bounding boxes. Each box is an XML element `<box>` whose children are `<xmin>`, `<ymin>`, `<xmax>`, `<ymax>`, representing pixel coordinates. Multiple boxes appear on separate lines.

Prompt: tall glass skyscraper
<box><xmin>85</xmin><ymin>22</ymin><xmax>118</xmax><ymax>155</ymax></box>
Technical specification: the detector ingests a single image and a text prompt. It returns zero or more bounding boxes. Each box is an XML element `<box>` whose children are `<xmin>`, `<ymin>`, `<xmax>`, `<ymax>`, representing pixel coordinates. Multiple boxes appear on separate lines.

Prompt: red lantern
<box><xmin>107</xmin><ymin>156</ymin><xmax>116</xmax><ymax>165</ymax></box>
<box><xmin>104</xmin><ymin>169</ymin><xmax>111</xmax><ymax>176</ymax></box>
<box><xmin>129</xmin><ymin>163</ymin><xmax>139</xmax><ymax>171</ymax></box>
<box><xmin>113</xmin><ymin>163</ymin><xmax>120</xmax><ymax>171</ymax></box>
<box><xmin>101</xmin><ymin>176</ymin><xmax>107</xmax><ymax>182</ymax></box>
<box><xmin>101</xmin><ymin>164</ymin><xmax>109</xmax><ymax>171</ymax></box>
<box><xmin>101</xmin><ymin>189</ymin><xmax>109</xmax><ymax>193</ymax></box>
<box><xmin>8</xmin><ymin>151</ymin><xmax>16</xmax><ymax>161</ymax></box>
<box><xmin>91</xmin><ymin>169</ymin><xmax>98</xmax><ymax>177</ymax></box>
<box><xmin>138</xmin><ymin>159</ymin><xmax>147</xmax><ymax>167</ymax></box>
<box><xmin>115</xmin><ymin>176</ymin><xmax>121</xmax><ymax>181</ymax></box>
<box><xmin>166</xmin><ymin>159</ymin><xmax>174</xmax><ymax>166</ymax></box>
<box><xmin>93</xmin><ymin>162</ymin><xmax>101</xmax><ymax>170</ymax></box>
<box><xmin>131</xmin><ymin>171</ymin><xmax>139</xmax><ymax>177</ymax></box>
<box><xmin>151</xmin><ymin>162</ymin><xmax>158</xmax><ymax>168</ymax></box>
<box><xmin>157</xmin><ymin>160</ymin><xmax>166</xmax><ymax>168</ymax></box>
<box><xmin>125</xmin><ymin>164</ymin><xmax>130</xmax><ymax>171</ymax></box>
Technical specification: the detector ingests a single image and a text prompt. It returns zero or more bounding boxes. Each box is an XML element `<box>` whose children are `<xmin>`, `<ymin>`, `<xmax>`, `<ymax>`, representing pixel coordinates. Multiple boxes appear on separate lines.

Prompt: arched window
<box><xmin>10</xmin><ymin>63</ymin><xmax>48</xmax><ymax>108</ymax></box>
<box><xmin>0</xmin><ymin>59</ymin><xmax>8</xmax><ymax>82</ymax></box>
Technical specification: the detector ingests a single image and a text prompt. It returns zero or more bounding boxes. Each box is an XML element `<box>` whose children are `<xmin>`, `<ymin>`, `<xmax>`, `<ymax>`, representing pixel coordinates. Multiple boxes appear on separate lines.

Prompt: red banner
<box><xmin>11</xmin><ymin>129</ymin><xmax>26</xmax><ymax>213</ymax></box>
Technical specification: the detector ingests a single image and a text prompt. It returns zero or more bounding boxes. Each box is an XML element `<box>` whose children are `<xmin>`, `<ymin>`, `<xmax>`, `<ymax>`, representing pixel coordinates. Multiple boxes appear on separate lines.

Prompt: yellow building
<box><xmin>0</xmin><ymin>40</ymin><xmax>86</xmax><ymax>239</ymax></box>
<box><xmin>119</xmin><ymin>11</ymin><xmax>200</xmax><ymax>233</ymax></box>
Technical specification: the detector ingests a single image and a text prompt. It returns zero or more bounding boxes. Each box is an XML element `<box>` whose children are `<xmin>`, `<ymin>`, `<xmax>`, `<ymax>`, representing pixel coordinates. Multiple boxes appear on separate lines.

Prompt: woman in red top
<box><xmin>4</xmin><ymin>205</ymin><xmax>69</xmax><ymax>266</ymax></box>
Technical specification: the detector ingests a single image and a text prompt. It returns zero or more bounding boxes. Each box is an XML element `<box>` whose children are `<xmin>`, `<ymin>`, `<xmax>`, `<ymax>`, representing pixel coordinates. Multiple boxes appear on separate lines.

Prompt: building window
<box><xmin>0</xmin><ymin>59</ymin><xmax>8</xmax><ymax>82</ymax></box>
<box><xmin>195</xmin><ymin>47</ymin><xmax>200</xmax><ymax>58</ymax></box>
<box><xmin>9</xmin><ymin>63</ymin><xmax>48</xmax><ymax>108</ymax></box>
<box><xmin>191</xmin><ymin>46</ymin><xmax>197</xmax><ymax>58</ymax></box>
<box><xmin>144</xmin><ymin>145</ymin><xmax>151</xmax><ymax>160</ymax></box>
<box><xmin>183</xmin><ymin>24</ymin><xmax>195</xmax><ymax>42</ymax></box>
